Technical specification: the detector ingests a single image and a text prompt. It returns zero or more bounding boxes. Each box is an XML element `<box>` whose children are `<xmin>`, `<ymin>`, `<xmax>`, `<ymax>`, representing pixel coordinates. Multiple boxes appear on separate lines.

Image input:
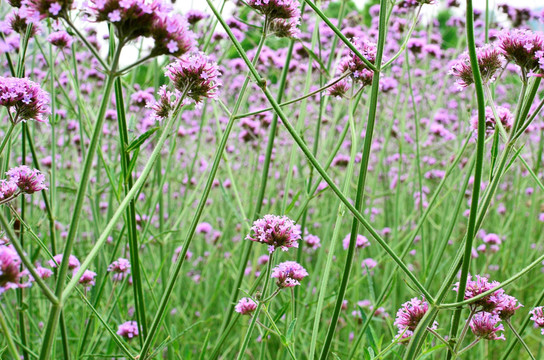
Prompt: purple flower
<box><xmin>150</xmin><ymin>13</ymin><xmax>194</xmax><ymax>57</ymax></box>
<box><xmin>0</xmin><ymin>244</ymin><xmax>25</xmax><ymax>293</ymax></box>
<box><xmin>497</xmin><ymin>29</ymin><xmax>544</xmax><ymax>73</ymax></box>
<box><xmin>304</xmin><ymin>233</ymin><xmax>321</xmax><ymax>250</ymax></box>
<box><xmin>497</xmin><ymin>295</ymin><xmax>523</xmax><ymax>320</ymax></box>
<box><xmin>394</xmin><ymin>297</ymin><xmax>434</xmax><ymax>342</ymax></box>
<box><xmin>0</xmin><ymin>76</ymin><xmax>50</xmax><ymax>123</ymax></box>
<box><xmin>116</xmin><ymin>321</ymin><xmax>139</xmax><ymax>339</ymax></box>
<box><xmin>327</xmin><ymin>79</ymin><xmax>351</xmax><ymax>98</ymax></box>
<box><xmin>530</xmin><ymin>307</ymin><xmax>544</xmax><ymax>334</ymax></box>
<box><xmin>271</xmin><ymin>261</ymin><xmax>308</xmax><ymax>288</ymax></box>
<box><xmin>470</xmin><ymin>106</ymin><xmax>513</xmax><ymax>135</ymax></box>
<box><xmin>146</xmin><ymin>85</ymin><xmax>181</xmax><ymax>121</ymax></box>
<box><xmin>343</xmin><ymin>234</ymin><xmax>370</xmax><ymax>250</ymax></box>
<box><xmin>235</xmin><ymin>297</ymin><xmax>257</xmax><ymax>315</ymax></box>
<box><xmin>470</xmin><ymin>312</ymin><xmax>505</xmax><ymax>341</ymax></box>
<box><xmin>337</xmin><ymin>38</ymin><xmax>377</xmax><ymax>87</ymax></box>
<box><xmin>0</xmin><ymin>180</ymin><xmax>19</xmax><ymax>202</ymax></box>
<box><xmin>269</xmin><ymin>17</ymin><xmax>300</xmax><ymax>38</ymax></box>
<box><xmin>107</xmin><ymin>258</ymin><xmax>131</xmax><ymax>281</ymax></box>
<box><xmin>247</xmin><ymin>0</ymin><xmax>301</xmax><ymax>20</ymax></box>
<box><xmin>79</xmin><ymin>270</ymin><xmax>97</xmax><ymax>287</ymax></box>
<box><xmin>7</xmin><ymin>166</ymin><xmax>47</xmax><ymax>194</ymax></box>
<box><xmin>454</xmin><ymin>275</ymin><xmax>504</xmax><ymax>313</ymax></box>
<box><xmin>165</xmin><ymin>52</ymin><xmax>221</xmax><ymax>105</ymax></box>
<box><xmin>449</xmin><ymin>44</ymin><xmax>505</xmax><ymax>90</ymax></box>
<box><xmin>185</xmin><ymin>9</ymin><xmax>208</xmax><ymax>25</ymax></box>
<box><xmin>22</xmin><ymin>0</ymin><xmax>73</xmax><ymax>19</ymax></box>
<box><xmin>246</xmin><ymin>215</ymin><xmax>301</xmax><ymax>253</ymax></box>
<box><xmin>47</xmin><ymin>30</ymin><xmax>73</xmax><ymax>48</ymax></box>
<box><xmin>49</xmin><ymin>254</ymin><xmax>80</xmax><ymax>270</ymax></box>
<box><xmin>3</xmin><ymin>9</ymin><xmax>42</xmax><ymax>36</ymax></box>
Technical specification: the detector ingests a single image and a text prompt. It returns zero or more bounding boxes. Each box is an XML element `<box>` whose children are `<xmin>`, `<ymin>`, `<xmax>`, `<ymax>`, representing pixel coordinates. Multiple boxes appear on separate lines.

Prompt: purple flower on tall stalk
<box><xmin>497</xmin><ymin>295</ymin><xmax>523</xmax><ymax>320</ymax></box>
<box><xmin>0</xmin><ymin>180</ymin><xmax>19</xmax><ymax>202</ymax></box>
<box><xmin>246</xmin><ymin>214</ymin><xmax>301</xmax><ymax>253</ymax></box>
<box><xmin>453</xmin><ymin>275</ymin><xmax>504</xmax><ymax>313</ymax></box>
<box><xmin>79</xmin><ymin>270</ymin><xmax>97</xmax><ymax>287</ymax></box>
<box><xmin>530</xmin><ymin>307</ymin><xmax>544</xmax><ymax>334</ymax></box>
<box><xmin>107</xmin><ymin>258</ymin><xmax>131</xmax><ymax>281</ymax></box>
<box><xmin>235</xmin><ymin>297</ymin><xmax>257</xmax><ymax>315</ymax></box>
<box><xmin>338</xmin><ymin>38</ymin><xmax>377</xmax><ymax>87</ymax></box>
<box><xmin>271</xmin><ymin>261</ymin><xmax>308</xmax><ymax>288</ymax></box>
<box><xmin>470</xmin><ymin>106</ymin><xmax>513</xmax><ymax>135</ymax></box>
<box><xmin>342</xmin><ymin>234</ymin><xmax>370</xmax><ymax>250</ymax></box>
<box><xmin>247</xmin><ymin>0</ymin><xmax>301</xmax><ymax>20</ymax></box>
<box><xmin>327</xmin><ymin>79</ymin><xmax>351</xmax><ymax>98</ymax></box>
<box><xmin>2</xmin><ymin>8</ymin><xmax>41</xmax><ymax>36</ymax></box>
<box><xmin>0</xmin><ymin>76</ymin><xmax>50</xmax><ymax>123</ymax></box>
<box><xmin>449</xmin><ymin>44</ymin><xmax>505</xmax><ymax>90</ymax></box>
<box><xmin>0</xmin><ymin>244</ymin><xmax>26</xmax><ymax>293</ymax></box>
<box><xmin>21</xmin><ymin>0</ymin><xmax>73</xmax><ymax>19</ymax></box>
<box><xmin>268</xmin><ymin>17</ymin><xmax>300</xmax><ymax>38</ymax></box>
<box><xmin>469</xmin><ymin>312</ymin><xmax>505</xmax><ymax>341</ymax></box>
<box><xmin>116</xmin><ymin>321</ymin><xmax>139</xmax><ymax>339</ymax></box>
<box><xmin>146</xmin><ymin>85</ymin><xmax>181</xmax><ymax>121</ymax></box>
<box><xmin>7</xmin><ymin>166</ymin><xmax>47</xmax><ymax>194</ymax></box>
<box><xmin>48</xmin><ymin>254</ymin><xmax>80</xmax><ymax>271</ymax></box>
<box><xmin>165</xmin><ymin>52</ymin><xmax>221</xmax><ymax>105</ymax></box>
<box><xmin>394</xmin><ymin>297</ymin><xmax>434</xmax><ymax>342</ymax></box>
<box><xmin>149</xmin><ymin>13</ymin><xmax>194</xmax><ymax>57</ymax></box>
<box><xmin>47</xmin><ymin>30</ymin><xmax>73</xmax><ymax>48</ymax></box>
<box><xmin>497</xmin><ymin>29</ymin><xmax>544</xmax><ymax>74</ymax></box>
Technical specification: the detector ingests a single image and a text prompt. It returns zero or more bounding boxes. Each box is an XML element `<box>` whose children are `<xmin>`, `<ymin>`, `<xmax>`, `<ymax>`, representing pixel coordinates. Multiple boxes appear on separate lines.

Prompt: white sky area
<box><xmin>182</xmin><ymin>0</ymin><xmax>543</xmax><ymax>14</ymax></box>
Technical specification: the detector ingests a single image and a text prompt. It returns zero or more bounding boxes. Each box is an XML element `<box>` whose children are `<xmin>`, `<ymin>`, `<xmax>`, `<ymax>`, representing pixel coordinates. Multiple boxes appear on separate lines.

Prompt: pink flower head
<box><xmin>470</xmin><ymin>107</ymin><xmax>513</xmax><ymax>136</ymax></box>
<box><xmin>0</xmin><ymin>180</ymin><xmax>19</xmax><ymax>202</ymax></box>
<box><xmin>338</xmin><ymin>38</ymin><xmax>377</xmax><ymax>87</ymax></box>
<box><xmin>326</xmin><ymin>79</ymin><xmax>351</xmax><ymax>98</ymax></box>
<box><xmin>449</xmin><ymin>44</ymin><xmax>505</xmax><ymax>90</ymax></box>
<box><xmin>3</xmin><ymin>9</ymin><xmax>42</xmax><ymax>37</ymax></box>
<box><xmin>150</xmin><ymin>13</ymin><xmax>194</xmax><ymax>57</ymax></box>
<box><xmin>47</xmin><ymin>30</ymin><xmax>73</xmax><ymax>48</ymax></box>
<box><xmin>394</xmin><ymin>297</ymin><xmax>434</xmax><ymax>342</ymax></box>
<box><xmin>22</xmin><ymin>0</ymin><xmax>73</xmax><ymax>19</ymax></box>
<box><xmin>482</xmin><ymin>233</ymin><xmax>502</xmax><ymax>245</ymax></box>
<box><xmin>247</xmin><ymin>0</ymin><xmax>301</xmax><ymax>20</ymax></box>
<box><xmin>497</xmin><ymin>295</ymin><xmax>523</xmax><ymax>320</ymax></box>
<box><xmin>49</xmin><ymin>254</ymin><xmax>80</xmax><ymax>270</ymax></box>
<box><xmin>271</xmin><ymin>261</ymin><xmax>308</xmax><ymax>288</ymax></box>
<box><xmin>454</xmin><ymin>275</ymin><xmax>504</xmax><ymax>313</ymax></box>
<box><xmin>470</xmin><ymin>312</ymin><xmax>505</xmax><ymax>341</ymax></box>
<box><xmin>165</xmin><ymin>52</ymin><xmax>221</xmax><ymax>105</ymax></box>
<box><xmin>246</xmin><ymin>215</ymin><xmax>301</xmax><ymax>253</ymax></box>
<box><xmin>497</xmin><ymin>29</ymin><xmax>544</xmax><ymax>73</ymax></box>
<box><xmin>234</xmin><ymin>297</ymin><xmax>257</xmax><ymax>315</ymax></box>
<box><xmin>530</xmin><ymin>307</ymin><xmax>544</xmax><ymax>334</ymax></box>
<box><xmin>304</xmin><ymin>233</ymin><xmax>321</xmax><ymax>250</ymax></box>
<box><xmin>269</xmin><ymin>17</ymin><xmax>300</xmax><ymax>38</ymax></box>
<box><xmin>0</xmin><ymin>76</ymin><xmax>50</xmax><ymax>122</ymax></box>
<box><xmin>146</xmin><ymin>85</ymin><xmax>181</xmax><ymax>121</ymax></box>
<box><xmin>0</xmin><ymin>244</ymin><xmax>25</xmax><ymax>293</ymax></box>
<box><xmin>116</xmin><ymin>321</ymin><xmax>139</xmax><ymax>339</ymax></box>
<box><xmin>185</xmin><ymin>10</ymin><xmax>208</xmax><ymax>25</ymax></box>
<box><xmin>107</xmin><ymin>258</ymin><xmax>131</xmax><ymax>281</ymax></box>
<box><xmin>343</xmin><ymin>234</ymin><xmax>370</xmax><ymax>250</ymax></box>
<box><xmin>79</xmin><ymin>270</ymin><xmax>97</xmax><ymax>287</ymax></box>
<box><xmin>7</xmin><ymin>166</ymin><xmax>47</xmax><ymax>194</ymax></box>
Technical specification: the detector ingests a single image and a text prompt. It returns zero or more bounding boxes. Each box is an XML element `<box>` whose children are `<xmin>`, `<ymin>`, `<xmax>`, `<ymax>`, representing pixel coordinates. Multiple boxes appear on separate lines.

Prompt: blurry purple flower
<box><xmin>247</xmin><ymin>215</ymin><xmax>301</xmax><ymax>253</ymax></box>
<box><xmin>7</xmin><ymin>166</ymin><xmax>47</xmax><ymax>194</ymax></box>
<box><xmin>0</xmin><ymin>76</ymin><xmax>50</xmax><ymax>123</ymax></box>
<box><xmin>530</xmin><ymin>307</ymin><xmax>544</xmax><ymax>334</ymax></box>
<box><xmin>449</xmin><ymin>44</ymin><xmax>505</xmax><ymax>90</ymax></box>
<box><xmin>117</xmin><ymin>321</ymin><xmax>139</xmax><ymax>339</ymax></box>
<box><xmin>235</xmin><ymin>297</ymin><xmax>257</xmax><ymax>315</ymax></box>
<box><xmin>470</xmin><ymin>312</ymin><xmax>505</xmax><ymax>340</ymax></box>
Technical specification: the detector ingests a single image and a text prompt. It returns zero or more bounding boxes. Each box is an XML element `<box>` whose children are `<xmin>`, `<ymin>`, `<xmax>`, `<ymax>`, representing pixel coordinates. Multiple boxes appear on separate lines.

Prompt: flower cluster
<box><xmin>394</xmin><ymin>297</ymin><xmax>435</xmax><ymax>342</ymax></box>
<box><xmin>107</xmin><ymin>258</ymin><xmax>131</xmax><ymax>282</ymax></box>
<box><xmin>271</xmin><ymin>261</ymin><xmax>308</xmax><ymax>288</ymax></box>
<box><xmin>337</xmin><ymin>38</ymin><xmax>377</xmax><ymax>87</ymax></box>
<box><xmin>0</xmin><ymin>76</ymin><xmax>50</xmax><ymax>123</ymax></box>
<box><xmin>246</xmin><ymin>214</ymin><xmax>301</xmax><ymax>253</ymax></box>
<box><xmin>165</xmin><ymin>52</ymin><xmax>221</xmax><ymax>106</ymax></box>
<box><xmin>0</xmin><ymin>244</ymin><xmax>27</xmax><ymax>294</ymax></box>
<box><xmin>6</xmin><ymin>166</ymin><xmax>47</xmax><ymax>194</ymax></box>
<box><xmin>470</xmin><ymin>106</ymin><xmax>513</xmax><ymax>136</ymax></box>
<box><xmin>497</xmin><ymin>29</ymin><xmax>544</xmax><ymax>74</ymax></box>
<box><xmin>469</xmin><ymin>312</ymin><xmax>505</xmax><ymax>341</ymax></box>
<box><xmin>342</xmin><ymin>233</ymin><xmax>370</xmax><ymax>250</ymax></box>
<box><xmin>235</xmin><ymin>297</ymin><xmax>257</xmax><ymax>315</ymax></box>
<box><xmin>146</xmin><ymin>85</ymin><xmax>181</xmax><ymax>121</ymax></box>
<box><xmin>149</xmin><ymin>13</ymin><xmax>194</xmax><ymax>57</ymax></box>
<box><xmin>530</xmin><ymin>307</ymin><xmax>544</xmax><ymax>334</ymax></box>
<box><xmin>117</xmin><ymin>321</ymin><xmax>139</xmax><ymax>339</ymax></box>
<box><xmin>21</xmin><ymin>0</ymin><xmax>73</xmax><ymax>19</ymax></box>
<box><xmin>247</xmin><ymin>0</ymin><xmax>300</xmax><ymax>20</ymax></box>
<box><xmin>449</xmin><ymin>44</ymin><xmax>505</xmax><ymax>90</ymax></box>
<box><xmin>47</xmin><ymin>30</ymin><xmax>73</xmax><ymax>48</ymax></box>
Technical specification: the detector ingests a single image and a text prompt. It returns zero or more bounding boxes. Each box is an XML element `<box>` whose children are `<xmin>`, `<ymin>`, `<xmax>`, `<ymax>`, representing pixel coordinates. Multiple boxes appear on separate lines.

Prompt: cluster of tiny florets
<box><xmin>449</xmin><ymin>44</ymin><xmax>505</xmax><ymax>90</ymax></box>
<box><xmin>0</xmin><ymin>76</ymin><xmax>50</xmax><ymax>123</ymax></box>
<box><xmin>394</xmin><ymin>297</ymin><xmax>435</xmax><ymax>342</ymax></box>
<box><xmin>271</xmin><ymin>261</ymin><xmax>309</xmax><ymax>288</ymax></box>
<box><xmin>246</xmin><ymin>214</ymin><xmax>301</xmax><ymax>253</ymax></box>
<box><xmin>497</xmin><ymin>29</ymin><xmax>544</xmax><ymax>74</ymax></box>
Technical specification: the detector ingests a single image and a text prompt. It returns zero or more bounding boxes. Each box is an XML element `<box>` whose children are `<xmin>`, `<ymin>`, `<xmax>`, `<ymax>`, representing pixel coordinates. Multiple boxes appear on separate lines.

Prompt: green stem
<box><xmin>446</xmin><ymin>0</ymin><xmax>487</xmax><ymax>356</ymax></box>
<box><xmin>0</xmin><ymin>122</ymin><xmax>16</xmax><ymax>159</ymax></box>
<box><xmin>505</xmin><ymin>320</ymin><xmax>535</xmax><ymax>360</ymax></box>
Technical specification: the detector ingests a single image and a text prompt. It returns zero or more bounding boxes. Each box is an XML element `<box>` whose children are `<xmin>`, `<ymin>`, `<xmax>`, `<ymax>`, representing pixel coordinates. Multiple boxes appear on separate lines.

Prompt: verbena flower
<box><xmin>497</xmin><ymin>295</ymin><xmax>522</xmax><ymax>320</ymax></box>
<box><xmin>150</xmin><ymin>13</ymin><xmax>194</xmax><ymax>57</ymax></box>
<box><xmin>235</xmin><ymin>297</ymin><xmax>257</xmax><ymax>315</ymax></box>
<box><xmin>47</xmin><ymin>30</ymin><xmax>73</xmax><ymax>48</ymax></box>
<box><xmin>7</xmin><ymin>166</ymin><xmax>47</xmax><ymax>194</ymax></box>
<box><xmin>449</xmin><ymin>44</ymin><xmax>505</xmax><ymax>90</ymax></box>
<box><xmin>453</xmin><ymin>275</ymin><xmax>504</xmax><ymax>313</ymax></box>
<box><xmin>327</xmin><ymin>79</ymin><xmax>351</xmax><ymax>98</ymax></box>
<box><xmin>394</xmin><ymin>297</ymin><xmax>435</xmax><ymax>342</ymax></box>
<box><xmin>117</xmin><ymin>321</ymin><xmax>139</xmax><ymax>339</ymax></box>
<box><xmin>79</xmin><ymin>270</ymin><xmax>97</xmax><ymax>287</ymax></box>
<box><xmin>247</xmin><ymin>0</ymin><xmax>301</xmax><ymax>21</ymax></box>
<box><xmin>343</xmin><ymin>234</ymin><xmax>370</xmax><ymax>250</ymax></box>
<box><xmin>0</xmin><ymin>244</ymin><xmax>26</xmax><ymax>293</ymax></box>
<box><xmin>146</xmin><ymin>85</ymin><xmax>181</xmax><ymax>121</ymax></box>
<box><xmin>0</xmin><ymin>76</ymin><xmax>50</xmax><ymax>123</ymax></box>
<box><xmin>271</xmin><ymin>261</ymin><xmax>308</xmax><ymax>288</ymax></box>
<box><xmin>469</xmin><ymin>312</ymin><xmax>505</xmax><ymax>341</ymax></box>
<box><xmin>246</xmin><ymin>214</ymin><xmax>301</xmax><ymax>253</ymax></box>
<box><xmin>470</xmin><ymin>106</ymin><xmax>513</xmax><ymax>135</ymax></box>
<box><xmin>107</xmin><ymin>258</ymin><xmax>131</xmax><ymax>281</ymax></box>
<box><xmin>22</xmin><ymin>0</ymin><xmax>73</xmax><ymax>19</ymax></box>
<box><xmin>0</xmin><ymin>180</ymin><xmax>19</xmax><ymax>202</ymax></box>
<box><xmin>2</xmin><ymin>8</ymin><xmax>42</xmax><ymax>36</ymax></box>
<box><xmin>268</xmin><ymin>17</ymin><xmax>300</xmax><ymax>38</ymax></box>
<box><xmin>530</xmin><ymin>307</ymin><xmax>544</xmax><ymax>334</ymax></box>
<box><xmin>497</xmin><ymin>29</ymin><xmax>544</xmax><ymax>74</ymax></box>
<box><xmin>165</xmin><ymin>52</ymin><xmax>221</xmax><ymax>106</ymax></box>
<box><xmin>48</xmin><ymin>254</ymin><xmax>80</xmax><ymax>271</ymax></box>
<box><xmin>337</xmin><ymin>38</ymin><xmax>377</xmax><ymax>87</ymax></box>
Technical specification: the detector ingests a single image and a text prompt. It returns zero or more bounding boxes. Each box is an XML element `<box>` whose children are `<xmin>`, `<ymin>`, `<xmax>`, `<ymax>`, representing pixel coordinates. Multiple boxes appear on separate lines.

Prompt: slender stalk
<box><xmin>0</xmin><ymin>305</ymin><xmax>22</xmax><ymax>360</ymax></box>
<box><xmin>319</xmin><ymin>1</ymin><xmax>388</xmax><ymax>357</ymax></box>
<box><xmin>446</xmin><ymin>1</ymin><xmax>487</xmax><ymax>356</ymax></box>
<box><xmin>0</xmin><ymin>122</ymin><xmax>16</xmax><ymax>159</ymax></box>
<box><xmin>505</xmin><ymin>320</ymin><xmax>535</xmax><ymax>360</ymax></box>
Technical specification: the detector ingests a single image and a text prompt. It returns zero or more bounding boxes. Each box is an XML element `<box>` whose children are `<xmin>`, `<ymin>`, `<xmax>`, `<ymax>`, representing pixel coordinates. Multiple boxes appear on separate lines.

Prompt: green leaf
<box><xmin>126</xmin><ymin>127</ymin><xmax>159</xmax><ymax>153</ymax></box>
<box><xmin>126</xmin><ymin>148</ymin><xmax>140</xmax><ymax>180</ymax></box>
<box><xmin>286</xmin><ymin>318</ymin><xmax>297</xmax><ymax>341</ymax></box>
